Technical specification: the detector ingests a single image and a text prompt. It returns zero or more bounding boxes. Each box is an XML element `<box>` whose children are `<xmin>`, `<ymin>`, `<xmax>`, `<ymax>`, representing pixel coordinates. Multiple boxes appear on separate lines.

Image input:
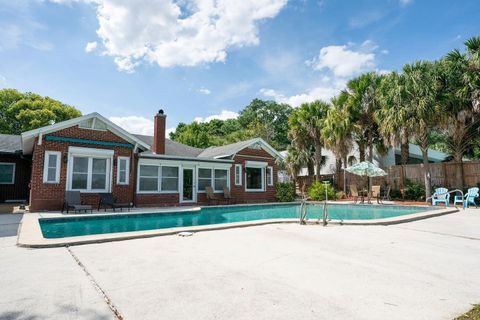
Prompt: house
<box><xmin>17</xmin><ymin>110</ymin><xmax>282</xmax><ymax>211</ymax></box>
<box><xmin>0</xmin><ymin>134</ymin><xmax>31</xmax><ymax>203</ymax></box>
<box><xmin>292</xmin><ymin>142</ymin><xmax>449</xmax><ymax>177</ymax></box>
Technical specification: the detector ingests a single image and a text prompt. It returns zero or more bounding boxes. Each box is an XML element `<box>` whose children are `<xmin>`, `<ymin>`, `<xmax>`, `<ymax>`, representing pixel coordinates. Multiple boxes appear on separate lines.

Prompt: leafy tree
<box><xmin>0</xmin><ymin>89</ymin><xmax>81</xmax><ymax>134</ymax></box>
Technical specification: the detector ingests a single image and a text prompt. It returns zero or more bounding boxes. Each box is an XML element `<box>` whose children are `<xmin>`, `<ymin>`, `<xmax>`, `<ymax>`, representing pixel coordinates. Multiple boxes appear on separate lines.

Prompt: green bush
<box><xmin>390</xmin><ymin>189</ymin><xmax>402</xmax><ymax>200</ymax></box>
<box><xmin>308</xmin><ymin>181</ymin><xmax>335</xmax><ymax>201</ymax></box>
<box><xmin>335</xmin><ymin>191</ymin><xmax>345</xmax><ymax>200</ymax></box>
<box><xmin>404</xmin><ymin>179</ymin><xmax>425</xmax><ymax>201</ymax></box>
<box><xmin>275</xmin><ymin>182</ymin><xmax>296</xmax><ymax>202</ymax></box>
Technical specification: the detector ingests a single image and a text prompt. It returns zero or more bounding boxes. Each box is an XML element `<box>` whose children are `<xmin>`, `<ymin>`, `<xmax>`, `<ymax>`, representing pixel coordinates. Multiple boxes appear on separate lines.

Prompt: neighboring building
<box><xmin>17</xmin><ymin>110</ymin><xmax>282</xmax><ymax>211</ymax></box>
<box><xmin>286</xmin><ymin>142</ymin><xmax>449</xmax><ymax>177</ymax></box>
<box><xmin>0</xmin><ymin>134</ymin><xmax>31</xmax><ymax>203</ymax></box>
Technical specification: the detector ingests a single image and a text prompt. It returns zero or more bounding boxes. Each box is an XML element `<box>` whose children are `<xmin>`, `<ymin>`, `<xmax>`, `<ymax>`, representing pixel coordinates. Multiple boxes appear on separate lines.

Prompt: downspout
<box><xmin>131</xmin><ymin>143</ymin><xmax>138</xmax><ymax>208</ymax></box>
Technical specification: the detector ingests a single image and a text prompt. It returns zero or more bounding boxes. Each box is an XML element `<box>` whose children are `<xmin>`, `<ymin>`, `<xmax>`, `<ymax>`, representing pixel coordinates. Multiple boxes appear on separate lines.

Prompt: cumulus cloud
<box><xmin>194</xmin><ymin>110</ymin><xmax>239</xmax><ymax>123</ymax></box>
<box><xmin>197</xmin><ymin>87</ymin><xmax>211</xmax><ymax>95</ymax></box>
<box><xmin>85</xmin><ymin>41</ymin><xmax>97</xmax><ymax>52</ymax></box>
<box><xmin>54</xmin><ymin>0</ymin><xmax>287</xmax><ymax>72</ymax></box>
<box><xmin>307</xmin><ymin>44</ymin><xmax>376</xmax><ymax>78</ymax></box>
<box><xmin>109</xmin><ymin>116</ymin><xmax>154</xmax><ymax>135</ymax></box>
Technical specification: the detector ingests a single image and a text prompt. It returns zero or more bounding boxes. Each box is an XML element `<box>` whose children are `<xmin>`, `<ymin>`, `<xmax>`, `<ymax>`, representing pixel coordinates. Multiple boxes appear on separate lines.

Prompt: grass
<box><xmin>455</xmin><ymin>305</ymin><xmax>480</xmax><ymax>320</ymax></box>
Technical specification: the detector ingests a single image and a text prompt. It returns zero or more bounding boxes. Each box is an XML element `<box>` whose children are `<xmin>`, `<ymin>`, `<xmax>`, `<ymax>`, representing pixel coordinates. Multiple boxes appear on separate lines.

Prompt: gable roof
<box><xmin>21</xmin><ymin>113</ymin><xmax>151</xmax><ymax>154</ymax></box>
<box><xmin>133</xmin><ymin>134</ymin><xmax>204</xmax><ymax>157</ymax></box>
<box><xmin>0</xmin><ymin>134</ymin><xmax>22</xmax><ymax>154</ymax></box>
<box><xmin>198</xmin><ymin>138</ymin><xmax>284</xmax><ymax>160</ymax></box>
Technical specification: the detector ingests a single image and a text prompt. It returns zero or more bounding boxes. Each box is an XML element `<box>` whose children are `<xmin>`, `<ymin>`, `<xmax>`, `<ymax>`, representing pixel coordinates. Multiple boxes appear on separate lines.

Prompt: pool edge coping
<box><xmin>17</xmin><ymin>205</ymin><xmax>459</xmax><ymax>248</ymax></box>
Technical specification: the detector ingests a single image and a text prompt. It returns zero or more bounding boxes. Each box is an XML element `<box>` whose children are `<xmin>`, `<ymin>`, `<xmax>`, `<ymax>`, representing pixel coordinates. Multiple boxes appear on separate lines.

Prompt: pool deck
<box><xmin>17</xmin><ymin>202</ymin><xmax>459</xmax><ymax>248</ymax></box>
<box><xmin>1</xmin><ymin>209</ymin><xmax>480</xmax><ymax>319</ymax></box>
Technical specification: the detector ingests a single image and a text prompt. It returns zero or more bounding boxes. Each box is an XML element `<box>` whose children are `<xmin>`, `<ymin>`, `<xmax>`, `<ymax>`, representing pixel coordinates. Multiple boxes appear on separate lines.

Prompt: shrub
<box><xmin>390</xmin><ymin>188</ymin><xmax>402</xmax><ymax>200</ymax></box>
<box><xmin>404</xmin><ymin>179</ymin><xmax>425</xmax><ymax>201</ymax></box>
<box><xmin>275</xmin><ymin>182</ymin><xmax>296</xmax><ymax>202</ymax></box>
<box><xmin>307</xmin><ymin>181</ymin><xmax>335</xmax><ymax>201</ymax></box>
<box><xmin>335</xmin><ymin>191</ymin><xmax>345</xmax><ymax>200</ymax></box>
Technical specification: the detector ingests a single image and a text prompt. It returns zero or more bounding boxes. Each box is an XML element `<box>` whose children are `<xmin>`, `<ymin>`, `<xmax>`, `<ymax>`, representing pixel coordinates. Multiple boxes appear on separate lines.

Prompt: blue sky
<box><xmin>1</xmin><ymin>0</ymin><xmax>479</xmax><ymax>135</ymax></box>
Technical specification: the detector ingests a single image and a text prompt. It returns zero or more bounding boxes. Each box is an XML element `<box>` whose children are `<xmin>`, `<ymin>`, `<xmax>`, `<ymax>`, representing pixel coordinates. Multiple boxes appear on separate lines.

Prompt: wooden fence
<box><xmin>297</xmin><ymin>161</ymin><xmax>480</xmax><ymax>192</ymax></box>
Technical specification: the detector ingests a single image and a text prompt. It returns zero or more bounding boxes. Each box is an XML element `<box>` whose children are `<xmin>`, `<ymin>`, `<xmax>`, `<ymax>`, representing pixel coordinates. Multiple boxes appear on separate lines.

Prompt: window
<box><xmin>198</xmin><ymin>168</ymin><xmax>212</xmax><ymax>191</ymax></box>
<box><xmin>235</xmin><ymin>164</ymin><xmax>242</xmax><ymax>186</ymax></box>
<box><xmin>67</xmin><ymin>147</ymin><xmax>113</xmax><ymax>192</ymax></box>
<box><xmin>79</xmin><ymin>118</ymin><xmax>107</xmax><ymax>131</ymax></box>
<box><xmin>0</xmin><ymin>163</ymin><xmax>15</xmax><ymax>184</ymax></box>
<box><xmin>138</xmin><ymin>165</ymin><xmax>158</xmax><ymax>192</ymax></box>
<box><xmin>43</xmin><ymin>151</ymin><xmax>61</xmax><ymax>183</ymax></box>
<box><xmin>246</xmin><ymin>167</ymin><xmax>264</xmax><ymax>191</ymax></box>
<box><xmin>161</xmin><ymin>166</ymin><xmax>179</xmax><ymax>191</ymax></box>
<box><xmin>267</xmin><ymin>166</ymin><xmax>273</xmax><ymax>186</ymax></box>
<box><xmin>117</xmin><ymin>157</ymin><xmax>130</xmax><ymax>185</ymax></box>
<box><xmin>214</xmin><ymin>169</ymin><xmax>228</xmax><ymax>191</ymax></box>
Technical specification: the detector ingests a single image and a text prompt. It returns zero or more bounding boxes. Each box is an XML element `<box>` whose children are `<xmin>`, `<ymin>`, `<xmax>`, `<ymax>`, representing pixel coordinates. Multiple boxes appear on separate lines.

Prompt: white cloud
<box><xmin>54</xmin><ymin>0</ymin><xmax>287</xmax><ymax>72</ymax></box>
<box><xmin>194</xmin><ymin>110</ymin><xmax>239</xmax><ymax>123</ymax></box>
<box><xmin>307</xmin><ymin>44</ymin><xmax>376</xmax><ymax>78</ymax></box>
<box><xmin>197</xmin><ymin>87</ymin><xmax>211</xmax><ymax>95</ymax></box>
<box><xmin>109</xmin><ymin>116</ymin><xmax>154</xmax><ymax>135</ymax></box>
<box><xmin>0</xmin><ymin>74</ymin><xmax>6</xmax><ymax>86</ymax></box>
<box><xmin>85</xmin><ymin>41</ymin><xmax>97</xmax><ymax>52</ymax></box>
<box><xmin>399</xmin><ymin>0</ymin><xmax>413</xmax><ymax>7</ymax></box>
<box><xmin>166</xmin><ymin>127</ymin><xmax>176</xmax><ymax>137</ymax></box>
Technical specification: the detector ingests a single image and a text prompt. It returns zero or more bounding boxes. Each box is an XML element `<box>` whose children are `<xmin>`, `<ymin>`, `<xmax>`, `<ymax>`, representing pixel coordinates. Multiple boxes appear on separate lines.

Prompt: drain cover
<box><xmin>178</xmin><ymin>231</ymin><xmax>194</xmax><ymax>237</ymax></box>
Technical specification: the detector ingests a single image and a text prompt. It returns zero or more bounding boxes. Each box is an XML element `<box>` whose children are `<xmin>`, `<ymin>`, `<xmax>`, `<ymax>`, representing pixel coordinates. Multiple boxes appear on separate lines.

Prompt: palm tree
<box><xmin>402</xmin><ymin>60</ymin><xmax>441</xmax><ymax>198</ymax></box>
<box><xmin>288</xmin><ymin>100</ymin><xmax>330</xmax><ymax>181</ymax></box>
<box><xmin>376</xmin><ymin>71</ymin><xmax>411</xmax><ymax>165</ymax></box>
<box><xmin>322</xmin><ymin>92</ymin><xmax>353</xmax><ymax>193</ymax></box>
<box><xmin>284</xmin><ymin>146</ymin><xmax>310</xmax><ymax>194</ymax></box>
<box><xmin>345</xmin><ymin>72</ymin><xmax>383</xmax><ymax>162</ymax></box>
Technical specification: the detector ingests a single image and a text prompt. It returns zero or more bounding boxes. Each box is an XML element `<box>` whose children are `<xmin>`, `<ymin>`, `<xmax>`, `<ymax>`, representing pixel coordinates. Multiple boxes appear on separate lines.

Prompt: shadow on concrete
<box><xmin>0</xmin><ymin>214</ymin><xmax>23</xmax><ymax>238</ymax></box>
<box><xmin>0</xmin><ymin>304</ymin><xmax>112</xmax><ymax>320</ymax></box>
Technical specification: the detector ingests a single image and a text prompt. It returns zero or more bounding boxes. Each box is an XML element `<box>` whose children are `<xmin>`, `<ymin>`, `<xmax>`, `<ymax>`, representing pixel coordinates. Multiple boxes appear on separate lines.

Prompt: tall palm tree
<box><xmin>402</xmin><ymin>60</ymin><xmax>441</xmax><ymax>198</ymax></box>
<box><xmin>284</xmin><ymin>146</ymin><xmax>310</xmax><ymax>193</ymax></box>
<box><xmin>288</xmin><ymin>100</ymin><xmax>330</xmax><ymax>181</ymax></box>
<box><xmin>376</xmin><ymin>71</ymin><xmax>411</xmax><ymax>165</ymax></box>
<box><xmin>322</xmin><ymin>92</ymin><xmax>353</xmax><ymax>193</ymax></box>
<box><xmin>345</xmin><ymin>72</ymin><xmax>382</xmax><ymax>162</ymax></box>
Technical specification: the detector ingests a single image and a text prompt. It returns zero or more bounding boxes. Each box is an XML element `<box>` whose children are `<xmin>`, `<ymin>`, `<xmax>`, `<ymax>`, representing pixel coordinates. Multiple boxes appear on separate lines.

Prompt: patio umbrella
<box><xmin>345</xmin><ymin>161</ymin><xmax>387</xmax><ymax>177</ymax></box>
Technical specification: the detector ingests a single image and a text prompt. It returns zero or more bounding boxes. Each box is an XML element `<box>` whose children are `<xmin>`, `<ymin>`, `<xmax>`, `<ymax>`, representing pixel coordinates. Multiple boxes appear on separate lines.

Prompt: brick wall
<box><xmin>29</xmin><ymin>125</ymin><xmax>135</xmax><ymax>211</ymax></box>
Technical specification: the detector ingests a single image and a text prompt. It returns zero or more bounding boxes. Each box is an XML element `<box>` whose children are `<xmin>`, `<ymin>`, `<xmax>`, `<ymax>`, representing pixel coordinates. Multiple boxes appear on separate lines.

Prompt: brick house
<box><xmin>18</xmin><ymin>110</ymin><xmax>283</xmax><ymax>211</ymax></box>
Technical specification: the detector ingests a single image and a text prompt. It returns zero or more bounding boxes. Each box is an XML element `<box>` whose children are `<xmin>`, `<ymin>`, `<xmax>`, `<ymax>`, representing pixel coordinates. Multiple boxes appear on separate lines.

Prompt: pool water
<box><xmin>39</xmin><ymin>203</ymin><xmax>433</xmax><ymax>239</ymax></box>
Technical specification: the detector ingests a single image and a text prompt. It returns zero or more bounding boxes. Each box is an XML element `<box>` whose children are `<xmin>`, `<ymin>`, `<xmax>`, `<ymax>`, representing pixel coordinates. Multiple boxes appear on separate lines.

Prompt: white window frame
<box><xmin>214</xmin><ymin>168</ymin><xmax>229</xmax><ymax>192</ymax></box>
<box><xmin>0</xmin><ymin>162</ymin><xmax>15</xmax><ymax>185</ymax></box>
<box><xmin>160</xmin><ymin>166</ymin><xmax>180</xmax><ymax>192</ymax></box>
<box><xmin>43</xmin><ymin>151</ymin><xmax>61</xmax><ymax>184</ymax></box>
<box><xmin>136</xmin><ymin>164</ymin><xmax>180</xmax><ymax>194</ymax></box>
<box><xmin>234</xmin><ymin>164</ymin><xmax>242</xmax><ymax>186</ymax></box>
<box><xmin>137</xmin><ymin>164</ymin><xmax>159</xmax><ymax>194</ymax></box>
<box><xmin>66</xmin><ymin>147</ymin><xmax>113</xmax><ymax>193</ymax></box>
<box><xmin>267</xmin><ymin>166</ymin><xmax>274</xmax><ymax>186</ymax></box>
<box><xmin>78</xmin><ymin>117</ymin><xmax>108</xmax><ymax>131</ymax></box>
<box><xmin>197</xmin><ymin>166</ymin><xmax>231</xmax><ymax>193</ymax></box>
<box><xmin>116</xmin><ymin>156</ymin><xmax>130</xmax><ymax>185</ymax></box>
<box><xmin>245</xmin><ymin>161</ymin><xmax>267</xmax><ymax>192</ymax></box>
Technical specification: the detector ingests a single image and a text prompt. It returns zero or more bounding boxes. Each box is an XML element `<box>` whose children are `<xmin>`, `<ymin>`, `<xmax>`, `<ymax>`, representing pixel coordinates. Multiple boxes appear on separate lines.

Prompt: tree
<box><xmin>289</xmin><ymin>100</ymin><xmax>330</xmax><ymax>181</ymax></box>
<box><xmin>0</xmin><ymin>89</ymin><xmax>81</xmax><ymax>134</ymax></box>
<box><xmin>376</xmin><ymin>71</ymin><xmax>411</xmax><ymax>165</ymax></box>
<box><xmin>402</xmin><ymin>60</ymin><xmax>441</xmax><ymax>198</ymax></box>
<box><xmin>284</xmin><ymin>146</ymin><xmax>309</xmax><ymax>193</ymax></box>
<box><xmin>322</xmin><ymin>92</ymin><xmax>353</xmax><ymax>193</ymax></box>
<box><xmin>345</xmin><ymin>72</ymin><xmax>383</xmax><ymax>161</ymax></box>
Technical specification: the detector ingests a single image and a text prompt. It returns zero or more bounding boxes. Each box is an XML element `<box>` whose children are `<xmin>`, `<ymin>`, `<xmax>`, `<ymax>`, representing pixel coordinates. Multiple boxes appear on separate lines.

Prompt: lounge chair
<box><xmin>453</xmin><ymin>187</ymin><xmax>479</xmax><ymax>208</ymax></box>
<box><xmin>223</xmin><ymin>186</ymin><xmax>236</xmax><ymax>204</ymax></box>
<box><xmin>205</xmin><ymin>186</ymin><xmax>225</xmax><ymax>205</ymax></box>
<box><xmin>62</xmin><ymin>191</ymin><xmax>93</xmax><ymax>213</ymax></box>
<box><xmin>432</xmin><ymin>187</ymin><xmax>450</xmax><ymax>206</ymax></box>
<box><xmin>370</xmin><ymin>185</ymin><xmax>381</xmax><ymax>204</ymax></box>
<box><xmin>381</xmin><ymin>185</ymin><xmax>391</xmax><ymax>203</ymax></box>
<box><xmin>349</xmin><ymin>185</ymin><xmax>361</xmax><ymax>204</ymax></box>
<box><xmin>98</xmin><ymin>193</ymin><xmax>132</xmax><ymax>212</ymax></box>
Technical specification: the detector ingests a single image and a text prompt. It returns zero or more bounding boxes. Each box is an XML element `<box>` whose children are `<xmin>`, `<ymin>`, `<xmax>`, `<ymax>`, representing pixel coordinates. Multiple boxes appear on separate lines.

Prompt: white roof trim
<box><xmin>215</xmin><ymin>138</ymin><xmax>284</xmax><ymax>160</ymax></box>
<box><xmin>21</xmin><ymin>113</ymin><xmax>150</xmax><ymax>151</ymax></box>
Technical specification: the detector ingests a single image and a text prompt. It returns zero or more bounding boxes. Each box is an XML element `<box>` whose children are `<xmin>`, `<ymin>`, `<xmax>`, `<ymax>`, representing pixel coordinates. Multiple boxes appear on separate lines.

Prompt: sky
<box><xmin>0</xmin><ymin>0</ymin><xmax>479</xmax><ymax>136</ymax></box>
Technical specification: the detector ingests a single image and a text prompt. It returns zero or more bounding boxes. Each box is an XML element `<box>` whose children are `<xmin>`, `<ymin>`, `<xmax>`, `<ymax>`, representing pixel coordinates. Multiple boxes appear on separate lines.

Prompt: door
<box><xmin>181</xmin><ymin>167</ymin><xmax>196</xmax><ymax>203</ymax></box>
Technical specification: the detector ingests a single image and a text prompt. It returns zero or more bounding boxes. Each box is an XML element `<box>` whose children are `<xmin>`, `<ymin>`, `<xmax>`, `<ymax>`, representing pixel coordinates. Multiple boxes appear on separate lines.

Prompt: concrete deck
<box><xmin>1</xmin><ymin>210</ymin><xmax>479</xmax><ymax>319</ymax></box>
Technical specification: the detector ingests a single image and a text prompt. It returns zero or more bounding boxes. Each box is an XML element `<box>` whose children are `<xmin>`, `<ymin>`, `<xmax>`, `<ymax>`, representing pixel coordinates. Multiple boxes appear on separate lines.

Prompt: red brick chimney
<box><xmin>152</xmin><ymin>109</ymin><xmax>166</xmax><ymax>154</ymax></box>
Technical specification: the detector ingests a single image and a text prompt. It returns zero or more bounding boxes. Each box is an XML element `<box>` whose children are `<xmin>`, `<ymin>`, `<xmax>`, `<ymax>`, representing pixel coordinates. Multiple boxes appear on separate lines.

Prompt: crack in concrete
<box><xmin>66</xmin><ymin>246</ymin><xmax>124</xmax><ymax>320</ymax></box>
<box><xmin>392</xmin><ymin>226</ymin><xmax>480</xmax><ymax>240</ymax></box>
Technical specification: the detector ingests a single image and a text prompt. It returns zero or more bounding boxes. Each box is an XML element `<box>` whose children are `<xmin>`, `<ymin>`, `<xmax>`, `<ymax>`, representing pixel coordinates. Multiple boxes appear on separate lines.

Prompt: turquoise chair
<box><xmin>432</xmin><ymin>187</ymin><xmax>450</xmax><ymax>206</ymax></box>
<box><xmin>453</xmin><ymin>187</ymin><xmax>479</xmax><ymax>208</ymax></box>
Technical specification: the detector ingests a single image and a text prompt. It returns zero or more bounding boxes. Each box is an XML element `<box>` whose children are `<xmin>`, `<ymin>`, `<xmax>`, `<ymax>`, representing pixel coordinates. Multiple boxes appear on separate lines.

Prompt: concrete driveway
<box><xmin>1</xmin><ymin>210</ymin><xmax>479</xmax><ymax>319</ymax></box>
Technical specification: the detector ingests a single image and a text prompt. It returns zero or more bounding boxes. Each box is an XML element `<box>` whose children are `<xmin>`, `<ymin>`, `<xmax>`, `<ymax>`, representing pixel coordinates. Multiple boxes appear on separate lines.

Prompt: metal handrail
<box><xmin>426</xmin><ymin>189</ymin><xmax>465</xmax><ymax>209</ymax></box>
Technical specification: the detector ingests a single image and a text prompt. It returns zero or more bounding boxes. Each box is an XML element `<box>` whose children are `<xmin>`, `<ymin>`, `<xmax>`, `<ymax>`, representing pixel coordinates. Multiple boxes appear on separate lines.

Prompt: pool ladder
<box><xmin>299</xmin><ymin>199</ymin><xmax>329</xmax><ymax>226</ymax></box>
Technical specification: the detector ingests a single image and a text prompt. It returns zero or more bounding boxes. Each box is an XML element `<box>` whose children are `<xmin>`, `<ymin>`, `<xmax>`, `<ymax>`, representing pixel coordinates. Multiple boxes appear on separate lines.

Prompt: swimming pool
<box><xmin>39</xmin><ymin>203</ymin><xmax>434</xmax><ymax>239</ymax></box>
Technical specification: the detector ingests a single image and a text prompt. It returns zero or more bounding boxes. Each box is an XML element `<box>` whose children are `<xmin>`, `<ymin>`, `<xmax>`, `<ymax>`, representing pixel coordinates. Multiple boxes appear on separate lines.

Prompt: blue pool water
<box><xmin>39</xmin><ymin>204</ymin><xmax>434</xmax><ymax>239</ymax></box>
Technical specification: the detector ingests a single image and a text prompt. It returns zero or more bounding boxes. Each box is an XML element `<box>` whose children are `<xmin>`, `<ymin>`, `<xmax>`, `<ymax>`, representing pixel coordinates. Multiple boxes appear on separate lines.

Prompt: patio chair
<box><xmin>205</xmin><ymin>187</ymin><xmax>225</xmax><ymax>205</ymax></box>
<box><xmin>432</xmin><ymin>187</ymin><xmax>450</xmax><ymax>206</ymax></box>
<box><xmin>453</xmin><ymin>187</ymin><xmax>479</xmax><ymax>208</ymax></box>
<box><xmin>97</xmin><ymin>193</ymin><xmax>132</xmax><ymax>212</ymax></box>
<box><xmin>381</xmin><ymin>185</ymin><xmax>391</xmax><ymax>203</ymax></box>
<box><xmin>349</xmin><ymin>185</ymin><xmax>361</xmax><ymax>204</ymax></box>
<box><xmin>62</xmin><ymin>191</ymin><xmax>93</xmax><ymax>213</ymax></box>
<box><xmin>370</xmin><ymin>185</ymin><xmax>381</xmax><ymax>204</ymax></box>
<box><xmin>223</xmin><ymin>186</ymin><xmax>236</xmax><ymax>204</ymax></box>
